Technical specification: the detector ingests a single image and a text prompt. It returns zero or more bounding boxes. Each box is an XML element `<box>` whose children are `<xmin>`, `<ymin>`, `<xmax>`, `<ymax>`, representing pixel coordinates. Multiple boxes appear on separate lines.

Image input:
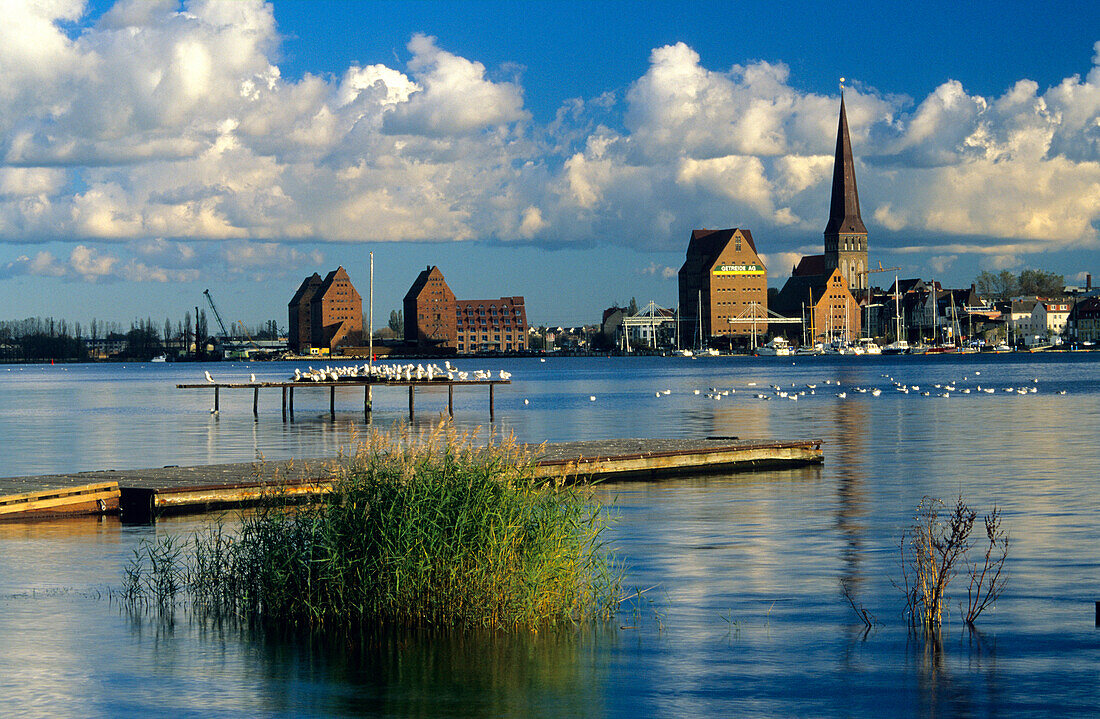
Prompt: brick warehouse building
<box><xmin>404</xmin><ymin>266</ymin><xmax>528</xmax><ymax>353</ymax></box>
<box><xmin>287</xmin><ymin>266</ymin><xmax>362</xmax><ymax>353</ymax></box>
<box><xmin>677</xmin><ymin>228</ymin><xmax>768</xmax><ymax>346</ymax></box>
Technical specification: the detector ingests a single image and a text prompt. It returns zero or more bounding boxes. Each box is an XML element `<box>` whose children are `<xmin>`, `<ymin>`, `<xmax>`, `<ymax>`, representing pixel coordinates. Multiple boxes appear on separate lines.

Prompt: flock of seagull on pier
<box><xmin>291</xmin><ymin>362</ymin><xmax>511</xmax><ymax>383</ymax></box>
<box><xmin>646</xmin><ymin>370</ymin><xmax>1067</xmax><ymax>403</ymax></box>
<box><xmin>202</xmin><ymin>362</ymin><xmax>511</xmax><ymax>385</ymax></box>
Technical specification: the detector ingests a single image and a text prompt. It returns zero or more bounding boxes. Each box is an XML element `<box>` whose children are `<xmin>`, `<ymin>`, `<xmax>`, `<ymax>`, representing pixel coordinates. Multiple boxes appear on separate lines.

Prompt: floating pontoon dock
<box><xmin>176</xmin><ymin>379</ymin><xmax>509</xmax><ymax>421</ymax></box>
<box><xmin>0</xmin><ymin>437</ymin><xmax>823</xmax><ymax>521</ymax></box>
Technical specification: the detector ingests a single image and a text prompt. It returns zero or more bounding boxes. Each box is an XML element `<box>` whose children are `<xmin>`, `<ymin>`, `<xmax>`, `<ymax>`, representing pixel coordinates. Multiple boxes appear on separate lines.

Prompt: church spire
<box><xmin>824</xmin><ymin>95</ymin><xmax>866</xmax><ymax>235</ymax></box>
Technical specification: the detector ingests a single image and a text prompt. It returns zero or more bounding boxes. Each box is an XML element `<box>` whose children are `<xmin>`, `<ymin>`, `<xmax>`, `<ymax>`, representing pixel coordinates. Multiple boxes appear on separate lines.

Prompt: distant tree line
<box><xmin>974</xmin><ymin>269</ymin><xmax>1066</xmax><ymax>300</ymax></box>
<box><xmin>0</xmin><ymin>313</ymin><xmax>285</xmax><ymax>363</ymax></box>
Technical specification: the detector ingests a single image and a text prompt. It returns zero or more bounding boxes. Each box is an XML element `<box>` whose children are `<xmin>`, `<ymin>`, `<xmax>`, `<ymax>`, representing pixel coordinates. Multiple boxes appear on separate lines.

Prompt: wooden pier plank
<box><xmin>0</xmin><ymin>438</ymin><xmax>822</xmax><ymax>520</ymax></box>
<box><xmin>0</xmin><ymin>481</ymin><xmax>120</xmax><ymax>519</ymax></box>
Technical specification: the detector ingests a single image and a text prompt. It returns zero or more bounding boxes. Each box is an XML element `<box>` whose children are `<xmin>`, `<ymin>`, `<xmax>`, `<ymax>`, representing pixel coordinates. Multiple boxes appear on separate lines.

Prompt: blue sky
<box><xmin>2</xmin><ymin>0</ymin><xmax>1099</xmax><ymax>329</ymax></box>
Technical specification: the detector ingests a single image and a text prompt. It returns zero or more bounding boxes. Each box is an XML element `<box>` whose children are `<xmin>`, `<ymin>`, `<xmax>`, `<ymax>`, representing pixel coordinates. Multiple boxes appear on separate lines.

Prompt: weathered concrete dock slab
<box><xmin>0</xmin><ymin>437</ymin><xmax>823</xmax><ymax>520</ymax></box>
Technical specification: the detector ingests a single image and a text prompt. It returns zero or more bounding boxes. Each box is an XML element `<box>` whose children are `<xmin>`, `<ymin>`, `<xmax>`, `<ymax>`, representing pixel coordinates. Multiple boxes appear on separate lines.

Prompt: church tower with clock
<box><xmin>823</xmin><ymin>96</ymin><xmax>868</xmax><ymax>293</ymax></box>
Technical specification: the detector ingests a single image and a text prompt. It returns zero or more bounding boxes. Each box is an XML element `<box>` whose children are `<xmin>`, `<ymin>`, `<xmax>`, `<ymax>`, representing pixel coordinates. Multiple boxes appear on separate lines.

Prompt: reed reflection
<box><xmin>122</xmin><ymin>603</ymin><xmax>614</xmax><ymax>718</ymax></box>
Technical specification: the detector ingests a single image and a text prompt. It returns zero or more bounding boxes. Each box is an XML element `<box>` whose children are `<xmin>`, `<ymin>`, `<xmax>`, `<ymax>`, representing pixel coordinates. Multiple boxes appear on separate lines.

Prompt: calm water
<box><xmin>1</xmin><ymin>355</ymin><xmax>1099</xmax><ymax>717</ymax></box>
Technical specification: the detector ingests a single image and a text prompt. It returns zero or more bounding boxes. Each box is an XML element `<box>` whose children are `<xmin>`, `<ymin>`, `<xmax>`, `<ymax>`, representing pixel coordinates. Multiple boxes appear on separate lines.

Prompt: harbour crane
<box><xmin>203</xmin><ymin>289</ymin><xmax>232</xmax><ymax>341</ymax></box>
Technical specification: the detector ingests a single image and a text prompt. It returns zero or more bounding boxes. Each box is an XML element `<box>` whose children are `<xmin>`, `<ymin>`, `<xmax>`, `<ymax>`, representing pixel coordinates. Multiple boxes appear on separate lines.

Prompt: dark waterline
<box><xmin>1</xmin><ymin>355</ymin><xmax>1099</xmax><ymax>717</ymax></box>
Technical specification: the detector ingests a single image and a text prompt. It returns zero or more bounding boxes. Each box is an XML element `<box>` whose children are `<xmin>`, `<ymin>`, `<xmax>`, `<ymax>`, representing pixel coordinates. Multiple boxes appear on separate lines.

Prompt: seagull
<box><xmin>250</xmin><ymin>373</ymin><xmax>256</xmax><ymax>383</ymax></box>
<box><xmin>524</xmin><ymin>398</ymin><xmax>530</xmax><ymax>404</ymax></box>
<box><xmin>589</xmin><ymin>395</ymin><xmax>596</xmax><ymax>401</ymax></box>
<box><xmin>204</xmin><ymin>370</ymin><xmax>214</xmax><ymax>383</ymax></box>
<box><xmin>836</xmin><ymin>392</ymin><xmax>847</xmax><ymax>398</ymax></box>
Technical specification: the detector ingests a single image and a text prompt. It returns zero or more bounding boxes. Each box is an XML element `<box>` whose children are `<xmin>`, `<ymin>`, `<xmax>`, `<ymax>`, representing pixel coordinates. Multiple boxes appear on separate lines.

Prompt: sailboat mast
<box><xmin>932</xmin><ymin>282</ymin><xmax>938</xmax><ymax>345</ymax></box>
<box><xmin>697</xmin><ymin>290</ymin><xmax>703</xmax><ymax>350</ymax></box>
<box><xmin>893</xmin><ymin>274</ymin><xmax>901</xmax><ymax>342</ymax></box>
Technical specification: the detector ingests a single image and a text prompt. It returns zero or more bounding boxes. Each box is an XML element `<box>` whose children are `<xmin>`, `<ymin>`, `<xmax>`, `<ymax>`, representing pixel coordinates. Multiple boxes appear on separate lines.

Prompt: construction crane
<box><xmin>237</xmin><ymin>320</ymin><xmax>262</xmax><ymax>351</ymax></box>
<box><xmin>857</xmin><ymin>262</ymin><xmax>902</xmax><ymax>340</ymax></box>
<box><xmin>203</xmin><ymin>289</ymin><xmax>232</xmax><ymax>341</ymax></box>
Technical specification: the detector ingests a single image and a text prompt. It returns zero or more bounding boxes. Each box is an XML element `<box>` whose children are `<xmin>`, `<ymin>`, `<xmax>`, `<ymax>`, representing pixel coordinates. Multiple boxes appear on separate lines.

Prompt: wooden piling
<box><xmin>1096</xmin><ymin>601</ymin><xmax>1099</xmax><ymax>627</ymax></box>
<box><xmin>178</xmin><ymin>379</ymin><xmax>509</xmax><ymax>422</ymax></box>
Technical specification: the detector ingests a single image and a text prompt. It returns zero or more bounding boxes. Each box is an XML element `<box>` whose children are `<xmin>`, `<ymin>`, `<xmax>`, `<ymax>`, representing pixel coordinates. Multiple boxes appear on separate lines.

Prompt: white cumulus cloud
<box><xmin>0</xmin><ymin>1</ymin><xmax>1098</xmax><ymax>281</ymax></box>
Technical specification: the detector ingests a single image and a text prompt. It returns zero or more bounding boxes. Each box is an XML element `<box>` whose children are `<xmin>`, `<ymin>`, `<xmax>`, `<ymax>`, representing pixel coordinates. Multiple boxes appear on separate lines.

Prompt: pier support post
<box><xmin>289</xmin><ymin>386</ymin><xmax>294</xmax><ymax>419</ymax></box>
<box><xmin>365</xmin><ymin>385</ymin><xmax>372</xmax><ymax>421</ymax></box>
<box><xmin>214</xmin><ymin>386</ymin><xmax>220</xmax><ymax>413</ymax></box>
<box><xmin>409</xmin><ymin>385</ymin><xmax>415</xmax><ymax>421</ymax></box>
<box><xmin>448</xmin><ymin>384</ymin><xmax>454</xmax><ymax>417</ymax></box>
<box><xmin>253</xmin><ymin>387</ymin><xmax>259</xmax><ymax>418</ymax></box>
<box><xmin>329</xmin><ymin>385</ymin><xmax>336</xmax><ymax>420</ymax></box>
<box><xmin>489</xmin><ymin>383</ymin><xmax>495</xmax><ymax>421</ymax></box>
<box><xmin>282</xmin><ymin>386</ymin><xmax>287</xmax><ymax>422</ymax></box>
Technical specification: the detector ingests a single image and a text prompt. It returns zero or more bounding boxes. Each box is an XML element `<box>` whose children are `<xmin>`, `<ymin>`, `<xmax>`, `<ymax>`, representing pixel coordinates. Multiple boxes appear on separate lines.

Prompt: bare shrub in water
<box><xmin>899</xmin><ymin>495</ymin><xmax>1008</xmax><ymax>630</ymax></box>
<box><xmin>123</xmin><ymin>424</ymin><xmax>622</xmax><ymax>630</ymax></box>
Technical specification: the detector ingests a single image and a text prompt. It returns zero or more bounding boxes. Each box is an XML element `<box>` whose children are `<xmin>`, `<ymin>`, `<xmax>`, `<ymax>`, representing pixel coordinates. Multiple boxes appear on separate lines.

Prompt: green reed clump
<box><xmin>124</xmin><ymin>425</ymin><xmax>622</xmax><ymax>630</ymax></box>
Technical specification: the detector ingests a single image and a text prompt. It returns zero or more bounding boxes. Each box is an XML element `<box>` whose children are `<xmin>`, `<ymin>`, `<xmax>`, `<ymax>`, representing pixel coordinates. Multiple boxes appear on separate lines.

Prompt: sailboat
<box><xmin>882</xmin><ymin>275</ymin><xmax>909</xmax><ymax>354</ymax></box>
<box><xmin>922</xmin><ymin>282</ymin><xmax>955</xmax><ymax>353</ymax></box>
<box><xmin>674</xmin><ymin>304</ymin><xmax>693</xmax><ymax>356</ymax></box>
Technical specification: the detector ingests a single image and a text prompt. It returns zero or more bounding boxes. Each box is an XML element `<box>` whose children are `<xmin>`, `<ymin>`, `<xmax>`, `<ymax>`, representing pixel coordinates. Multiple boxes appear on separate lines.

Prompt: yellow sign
<box><xmin>713</xmin><ymin>264</ymin><xmax>764</xmax><ymax>275</ymax></box>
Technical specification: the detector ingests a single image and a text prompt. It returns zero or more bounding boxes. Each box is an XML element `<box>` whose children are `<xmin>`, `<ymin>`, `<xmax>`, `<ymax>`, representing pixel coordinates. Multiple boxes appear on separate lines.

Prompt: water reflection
<box><xmin>121</xmin><ymin>604</ymin><xmax>615</xmax><ymax>718</ymax></box>
<box><xmin>4</xmin><ymin>356</ymin><xmax>1100</xmax><ymax>716</ymax></box>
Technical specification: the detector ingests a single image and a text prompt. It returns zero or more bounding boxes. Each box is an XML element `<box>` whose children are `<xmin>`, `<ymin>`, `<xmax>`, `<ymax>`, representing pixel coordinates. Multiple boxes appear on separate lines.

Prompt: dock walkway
<box><xmin>177</xmin><ymin>378</ymin><xmax>509</xmax><ymax>421</ymax></box>
<box><xmin>0</xmin><ymin>437</ymin><xmax>823</xmax><ymax>521</ymax></box>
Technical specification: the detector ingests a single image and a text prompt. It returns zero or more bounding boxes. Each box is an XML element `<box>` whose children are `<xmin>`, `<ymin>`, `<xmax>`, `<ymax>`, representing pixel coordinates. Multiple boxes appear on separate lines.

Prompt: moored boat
<box><xmin>757</xmin><ymin>337</ymin><xmax>792</xmax><ymax>356</ymax></box>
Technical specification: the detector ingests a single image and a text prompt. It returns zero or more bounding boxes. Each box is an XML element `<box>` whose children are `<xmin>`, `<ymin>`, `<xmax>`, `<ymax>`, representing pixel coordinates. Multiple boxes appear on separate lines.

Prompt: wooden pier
<box><xmin>176</xmin><ymin>378</ymin><xmax>509</xmax><ymax>421</ymax></box>
<box><xmin>0</xmin><ymin>437</ymin><xmax>823</xmax><ymax>521</ymax></box>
